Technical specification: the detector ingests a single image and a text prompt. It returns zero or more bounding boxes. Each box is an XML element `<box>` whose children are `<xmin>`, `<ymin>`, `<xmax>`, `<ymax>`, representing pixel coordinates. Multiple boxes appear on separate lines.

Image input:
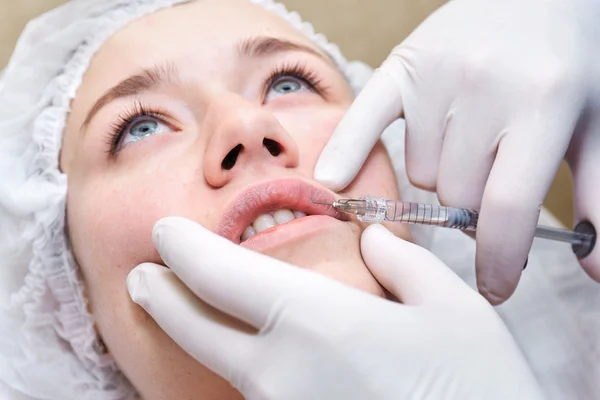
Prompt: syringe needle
<box><xmin>311</xmin><ymin>201</ymin><xmax>334</xmax><ymax>206</ymax></box>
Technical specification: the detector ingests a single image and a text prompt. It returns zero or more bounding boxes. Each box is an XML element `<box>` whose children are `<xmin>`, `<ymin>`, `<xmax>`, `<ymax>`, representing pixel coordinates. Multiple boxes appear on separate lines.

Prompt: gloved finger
<box><xmin>435</xmin><ymin>105</ymin><xmax>498</xmax><ymax>210</ymax></box>
<box><xmin>476</xmin><ymin>116</ymin><xmax>573</xmax><ymax>305</ymax></box>
<box><xmin>314</xmin><ymin>69</ymin><xmax>404</xmax><ymax>191</ymax></box>
<box><xmin>392</xmin><ymin>47</ymin><xmax>457</xmax><ymax>192</ymax></box>
<box><xmin>152</xmin><ymin>217</ymin><xmax>338</xmax><ymax>329</ymax></box>
<box><xmin>567</xmin><ymin>115</ymin><xmax>600</xmax><ymax>280</ymax></box>
<box><xmin>127</xmin><ymin>262</ymin><xmax>255</xmax><ymax>380</ymax></box>
<box><xmin>360</xmin><ymin>224</ymin><xmax>478</xmax><ymax>306</ymax></box>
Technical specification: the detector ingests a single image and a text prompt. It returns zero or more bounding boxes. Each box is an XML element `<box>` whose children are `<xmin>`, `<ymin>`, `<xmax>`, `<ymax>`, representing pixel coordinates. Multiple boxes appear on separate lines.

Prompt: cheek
<box><xmin>349</xmin><ymin>144</ymin><xmax>400</xmax><ymax>199</ymax></box>
<box><xmin>66</xmin><ymin>166</ymin><xmax>208</xmax><ymax>286</ymax></box>
<box><xmin>275</xmin><ymin>106</ymin><xmax>346</xmax><ymax>170</ymax></box>
<box><xmin>66</xmin><ymin>180</ymin><xmax>165</xmax><ymax>332</ymax></box>
<box><xmin>274</xmin><ymin>106</ymin><xmax>400</xmax><ymax>199</ymax></box>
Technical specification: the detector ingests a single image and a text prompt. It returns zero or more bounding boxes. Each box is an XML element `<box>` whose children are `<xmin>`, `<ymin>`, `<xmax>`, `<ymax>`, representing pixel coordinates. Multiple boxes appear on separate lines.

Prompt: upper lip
<box><xmin>215</xmin><ymin>178</ymin><xmax>346</xmax><ymax>243</ymax></box>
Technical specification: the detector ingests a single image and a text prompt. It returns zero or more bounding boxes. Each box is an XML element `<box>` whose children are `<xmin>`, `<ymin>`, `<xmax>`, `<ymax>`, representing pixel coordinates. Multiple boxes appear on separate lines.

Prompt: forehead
<box><xmin>108</xmin><ymin>0</ymin><xmax>314</xmax><ymax>55</ymax></box>
<box><xmin>80</xmin><ymin>0</ymin><xmax>320</xmax><ymax>92</ymax></box>
<box><xmin>68</xmin><ymin>0</ymin><xmax>326</xmax><ymax>132</ymax></box>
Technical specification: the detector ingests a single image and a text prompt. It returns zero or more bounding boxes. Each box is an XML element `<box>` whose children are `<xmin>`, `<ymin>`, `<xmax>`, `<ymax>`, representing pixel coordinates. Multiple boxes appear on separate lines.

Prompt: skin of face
<box><xmin>59</xmin><ymin>0</ymin><xmax>411</xmax><ymax>398</ymax></box>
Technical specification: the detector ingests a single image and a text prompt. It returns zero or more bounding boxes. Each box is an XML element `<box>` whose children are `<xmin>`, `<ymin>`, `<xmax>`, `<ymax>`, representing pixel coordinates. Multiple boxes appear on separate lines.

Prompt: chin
<box><xmin>245</xmin><ymin>218</ymin><xmax>386</xmax><ymax>298</ymax></box>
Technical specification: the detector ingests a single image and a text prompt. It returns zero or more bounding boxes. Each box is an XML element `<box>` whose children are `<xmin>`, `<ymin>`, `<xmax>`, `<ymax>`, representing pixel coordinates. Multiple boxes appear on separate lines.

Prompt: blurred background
<box><xmin>0</xmin><ymin>0</ymin><xmax>574</xmax><ymax>226</ymax></box>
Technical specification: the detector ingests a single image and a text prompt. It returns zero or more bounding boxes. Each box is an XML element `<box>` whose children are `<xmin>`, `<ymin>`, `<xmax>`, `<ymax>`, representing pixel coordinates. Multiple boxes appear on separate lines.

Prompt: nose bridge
<box><xmin>203</xmin><ymin>93</ymin><xmax>299</xmax><ymax>187</ymax></box>
<box><xmin>221</xmin><ymin>96</ymin><xmax>277</xmax><ymax>150</ymax></box>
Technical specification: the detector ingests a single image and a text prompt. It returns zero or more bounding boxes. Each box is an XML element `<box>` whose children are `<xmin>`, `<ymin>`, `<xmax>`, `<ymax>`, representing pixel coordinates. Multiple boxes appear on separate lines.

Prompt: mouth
<box><xmin>215</xmin><ymin>178</ymin><xmax>346</xmax><ymax>244</ymax></box>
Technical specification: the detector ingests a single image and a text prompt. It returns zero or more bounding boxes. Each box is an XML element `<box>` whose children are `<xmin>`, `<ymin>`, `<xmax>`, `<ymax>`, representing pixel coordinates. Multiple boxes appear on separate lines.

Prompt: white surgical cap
<box><xmin>0</xmin><ymin>0</ymin><xmax>432</xmax><ymax>398</ymax></box>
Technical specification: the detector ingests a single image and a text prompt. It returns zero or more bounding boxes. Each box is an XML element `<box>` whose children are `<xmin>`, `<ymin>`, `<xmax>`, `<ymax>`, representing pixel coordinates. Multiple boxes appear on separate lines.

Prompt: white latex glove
<box><xmin>314</xmin><ymin>0</ymin><xmax>600</xmax><ymax>304</ymax></box>
<box><xmin>127</xmin><ymin>217</ymin><xmax>543</xmax><ymax>400</ymax></box>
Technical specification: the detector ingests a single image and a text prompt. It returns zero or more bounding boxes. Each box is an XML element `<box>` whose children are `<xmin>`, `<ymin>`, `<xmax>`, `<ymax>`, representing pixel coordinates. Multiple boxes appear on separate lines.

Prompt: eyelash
<box><xmin>262</xmin><ymin>61</ymin><xmax>329</xmax><ymax>100</ymax></box>
<box><xmin>105</xmin><ymin>62</ymin><xmax>327</xmax><ymax>155</ymax></box>
<box><xmin>104</xmin><ymin>101</ymin><xmax>172</xmax><ymax>156</ymax></box>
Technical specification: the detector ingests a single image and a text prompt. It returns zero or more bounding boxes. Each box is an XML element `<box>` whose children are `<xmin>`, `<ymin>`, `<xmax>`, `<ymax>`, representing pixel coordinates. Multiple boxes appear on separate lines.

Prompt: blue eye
<box><xmin>121</xmin><ymin>118</ymin><xmax>172</xmax><ymax>146</ymax></box>
<box><xmin>265</xmin><ymin>76</ymin><xmax>309</xmax><ymax>102</ymax></box>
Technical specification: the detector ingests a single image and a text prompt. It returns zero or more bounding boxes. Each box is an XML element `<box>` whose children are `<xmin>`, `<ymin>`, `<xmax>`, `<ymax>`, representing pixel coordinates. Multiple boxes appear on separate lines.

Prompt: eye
<box><xmin>121</xmin><ymin>117</ymin><xmax>172</xmax><ymax>146</ymax></box>
<box><xmin>265</xmin><ymin>76</ymin><xmax>310</xmax><ymax>102</ymax></box>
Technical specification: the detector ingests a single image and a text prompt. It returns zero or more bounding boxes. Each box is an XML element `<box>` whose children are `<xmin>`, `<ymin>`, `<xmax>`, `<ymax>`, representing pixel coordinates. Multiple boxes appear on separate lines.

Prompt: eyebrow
<box><xmin>81</xmin><ymin>62</ymin><xmax>179</xmax><ymax>130</ymax></box>
<box><xmin>81</xmin><ymin>37</ymin><xmax>332</xmax><ymax>130</ymax></box>
<box><xmin>237</xmin><ymin>36</ymin><xmax>331</xmax><ymax>63</ymax></box>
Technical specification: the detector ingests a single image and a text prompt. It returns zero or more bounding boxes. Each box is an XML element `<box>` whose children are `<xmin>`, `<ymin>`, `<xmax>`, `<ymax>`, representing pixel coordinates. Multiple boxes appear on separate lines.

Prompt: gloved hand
<box><xmin>127</xmin><ymin>217</ymin><xmax>543</xmax><ymax>400</ymax></box>
<box><xmin>314</xmin><ymin>0</ymin><xmax>600</xmax><ymax>304</ymax></box>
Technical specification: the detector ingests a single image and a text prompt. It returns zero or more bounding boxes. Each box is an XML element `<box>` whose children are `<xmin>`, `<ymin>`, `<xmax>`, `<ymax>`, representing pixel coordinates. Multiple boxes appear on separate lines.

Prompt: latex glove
<box><xmin>314</xmin><ymin>0</ymin><xmax>600</xmax><ymax>304</ymax></box>
<box><xmin>127</xmin><ymin>217</ymin><xmax>543</xmax><ymax>400</ymax></box>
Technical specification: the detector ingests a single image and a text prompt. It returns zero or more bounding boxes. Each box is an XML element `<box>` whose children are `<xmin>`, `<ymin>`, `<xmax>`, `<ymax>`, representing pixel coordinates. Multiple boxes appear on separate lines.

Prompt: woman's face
<box><xmin>60</xmin><ymin>0</ymin><xmax>410</xmax><ymax>398</ymax></box>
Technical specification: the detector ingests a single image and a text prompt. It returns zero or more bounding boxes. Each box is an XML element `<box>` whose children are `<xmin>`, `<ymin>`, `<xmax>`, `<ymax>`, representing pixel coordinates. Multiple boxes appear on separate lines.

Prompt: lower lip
<box><xmin>240</xmin><ymin>215</ymin><xmax>345</xmax><ymax>252</ymax></box>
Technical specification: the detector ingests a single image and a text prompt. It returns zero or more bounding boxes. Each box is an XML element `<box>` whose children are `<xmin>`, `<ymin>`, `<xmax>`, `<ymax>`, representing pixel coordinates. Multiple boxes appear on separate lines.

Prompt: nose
<box><xmin>203</xmin><ymin>94</ymin><xmax>299</xmax><ymax>187</ymax></box>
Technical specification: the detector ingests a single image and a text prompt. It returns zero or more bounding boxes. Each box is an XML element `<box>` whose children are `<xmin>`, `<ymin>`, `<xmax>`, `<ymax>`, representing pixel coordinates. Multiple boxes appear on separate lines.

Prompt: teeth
<box><xmin>252</xmin><ymin>214</ymin><xmax>276</xmax><ymax>233</ymax></box>
<box><xmin>241</xmin><ymin>225</ymin><xmax>256</xmax><ymax>241</ymax></box>
<box><xmin>273</xmin><ymin>209</ymin><xmax>295</xmax><ymax>225</ymax></box>
<box><xmin>293</xmin><ymin>211</ymin><xmax>306</xmax><ymax>218</ymax></box>
<box><xmin>241</xmin><ymin>209</ymin><xmax>308</xmax><ymax>241</ymax></box>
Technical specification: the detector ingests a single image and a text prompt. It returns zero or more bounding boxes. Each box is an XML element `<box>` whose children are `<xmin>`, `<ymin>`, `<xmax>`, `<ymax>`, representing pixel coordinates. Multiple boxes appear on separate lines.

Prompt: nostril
<box><xmin>263</xmin><ymin>138</ymin><xmax>282</xmax><ymax>157</ymax></box>
<box><xmin>222</xmin><ymin>144</ymin><xmax>243</xmax><ymax>170</ymax></box>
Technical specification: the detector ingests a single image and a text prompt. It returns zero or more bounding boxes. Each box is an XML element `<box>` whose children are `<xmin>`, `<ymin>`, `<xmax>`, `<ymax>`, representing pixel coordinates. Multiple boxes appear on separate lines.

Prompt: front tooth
<box><xmin>273</xmin><ymin>209</ymin><xmax>295</xmax><ymax>225</ymax></box>
<box><xmin>293</xmin><ymin>210</ymin><xmax>306</xmax><ymax>218</ymax></box>
<box><xmin>241</xmin><ymin>225</ymin><xmax>256</xmax><ymax>241</ymax></box>
<box><xmin>252</xmin><ymin>214</ymin><xmax>276</xmax><ymax>233</ymax></box>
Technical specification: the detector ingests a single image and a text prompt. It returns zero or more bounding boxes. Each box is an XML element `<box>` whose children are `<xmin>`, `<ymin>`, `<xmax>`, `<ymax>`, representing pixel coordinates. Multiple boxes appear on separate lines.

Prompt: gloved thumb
<box><xmin>360</xmin><ymin>224</ymin><xmax>478</xmax><ymax>306</ymax></box>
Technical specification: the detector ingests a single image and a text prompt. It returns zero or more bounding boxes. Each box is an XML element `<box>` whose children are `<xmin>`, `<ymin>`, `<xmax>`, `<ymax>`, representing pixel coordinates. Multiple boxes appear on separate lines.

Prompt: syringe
<box><xmin>313</xmin><ymin>195</ymin><xmax>596</xmax><ymax>259</ymax></box>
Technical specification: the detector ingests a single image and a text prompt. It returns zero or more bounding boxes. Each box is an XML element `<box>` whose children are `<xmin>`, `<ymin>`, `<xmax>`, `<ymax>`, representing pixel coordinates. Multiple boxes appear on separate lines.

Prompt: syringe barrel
<box><xmin>350</xmin><ymin>195</ymin><xmax>596</xmax><ymax>259</ymax></box>
<box><xmin>357</xmin><ymin>196</ymin><xmax>478</xmax><ymax>230</ymax></box>
<box><xmin>388</xmin><ymin>201</ymin><xmax>479</xmax><ymax>230</ymax></box>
